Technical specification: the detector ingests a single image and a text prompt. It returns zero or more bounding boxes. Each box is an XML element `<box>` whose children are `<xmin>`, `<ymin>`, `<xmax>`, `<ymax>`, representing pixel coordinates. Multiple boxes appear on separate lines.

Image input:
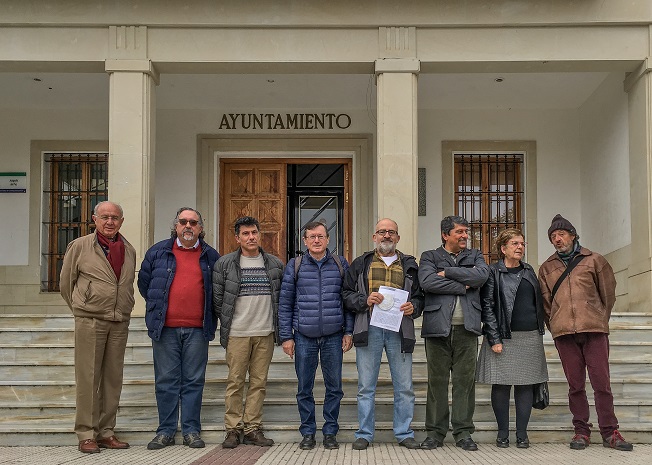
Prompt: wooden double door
<box><xmin>219</xmin><ymin>158</ymin><xmax>352</xmax><ymax>263</ymax></box>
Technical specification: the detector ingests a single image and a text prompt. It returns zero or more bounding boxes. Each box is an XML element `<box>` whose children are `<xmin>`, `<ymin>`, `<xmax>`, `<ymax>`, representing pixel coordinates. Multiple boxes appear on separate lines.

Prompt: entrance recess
<box><xmin>220</xmin><ymin>158</ymin><xmax>352</xmax><ymax>263</ymax></box>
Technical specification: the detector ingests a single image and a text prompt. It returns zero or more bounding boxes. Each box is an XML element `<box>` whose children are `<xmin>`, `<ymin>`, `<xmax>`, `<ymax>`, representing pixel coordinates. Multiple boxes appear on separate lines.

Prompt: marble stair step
<box><xmin>4</xmin><ymin>377</ymin><xmax>652</xmax><ymax>407</ymax></box>
<box><xmin>2</xmin><ymin>356</ymin><xmax>650</xmax><ymax>381</ymax></box>
<box><xmin>0</xmin><ymin>418</ymin><xmax>650</xmax><ymax>447</ymax></box>
<box><xmin>3</xmin><ymin>339</ymin><xmax>650</xmax><ymax>364</ymax></box>
<box><xmin>0</xmin><ymin>329</ymin><xmax>150</xmax><ymax>345</ymax></box>
<box><xmin>2</xmin><ymin>397</ymin><xmax>649</xmax><ymax>426</ymax></box>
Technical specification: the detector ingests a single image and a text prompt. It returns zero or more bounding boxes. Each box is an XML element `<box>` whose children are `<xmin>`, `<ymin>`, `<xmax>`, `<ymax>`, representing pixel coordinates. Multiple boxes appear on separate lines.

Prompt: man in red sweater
<box><xmin>138</xmin><ymin>208</ymin><xmax>220</xmax><ymax>450</ymax></box>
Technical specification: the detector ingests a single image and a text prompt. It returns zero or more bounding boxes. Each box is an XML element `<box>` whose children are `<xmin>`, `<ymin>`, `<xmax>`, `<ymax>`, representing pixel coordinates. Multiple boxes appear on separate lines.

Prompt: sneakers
<box><xmin>323</xmin><ymin>434</ymin><xmax>339</xmax><ymax>450</ymax></box>
<box><xmin>183</xmin><ymin>433</ymin><xmax>205</xmax><ymax>448</ymax></box>
<box><xmin>243</xmin><ymin>429</ymin><xmax>274</xmax><ymax>446</ymax></box>
<box><xmin>352</xmin><ymin>438</ymin><xmax>369</xmax><ymax>450</ymax></box>
<box><xmin>603</xmin><ymin>430</ymin><xmax>633</xmax><ymax>451</ymax></box>
<box><xmin>222</xmin><ymin>430</ymin><xmax>241</xmax><ymax>449</ymax></box>
<box><xmin>570</xmin><ymin>433</ymin><xmax>590</xmax><ymax>450</ymax></box>
<box><xmin>147</xmin><ymin>434</ymin><xmax>175</xmax><ymax>450</ymax></box>
<box><xmin>299</xmin><ymin>434</ymin><xmax>316</xmax><ymax>450</ymax></box>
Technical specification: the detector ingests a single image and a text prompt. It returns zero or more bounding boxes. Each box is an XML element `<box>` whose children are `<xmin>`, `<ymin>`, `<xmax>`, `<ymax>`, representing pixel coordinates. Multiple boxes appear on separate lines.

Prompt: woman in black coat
<box><xmin>476</xmin><ymin>228</ymin><xmax>548</xmax><ymax>448</ymax></box>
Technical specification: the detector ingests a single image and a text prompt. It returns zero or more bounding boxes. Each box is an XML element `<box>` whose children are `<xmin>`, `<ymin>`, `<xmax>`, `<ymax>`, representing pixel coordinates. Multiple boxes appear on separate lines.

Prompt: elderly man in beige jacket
<box><xmin>60</xmin><ymin>201</ymin><xmax>136</xmax><ymax>454</ymax></box>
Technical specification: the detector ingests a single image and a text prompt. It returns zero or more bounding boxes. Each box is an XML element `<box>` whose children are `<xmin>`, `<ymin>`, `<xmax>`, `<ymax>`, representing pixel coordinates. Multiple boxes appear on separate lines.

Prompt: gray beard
<box><xmin>377</xmin><ymin>241</ymin><xmax>396</xmax><ymax>255</ymax></box>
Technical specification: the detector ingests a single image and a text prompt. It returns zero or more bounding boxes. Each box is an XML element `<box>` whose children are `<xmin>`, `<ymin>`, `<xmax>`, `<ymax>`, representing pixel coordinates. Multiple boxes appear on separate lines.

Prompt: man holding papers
<box><xmin>342</xmin><ymin>218</ymin><xmax>424</xmax><ymax>450</ymax></box>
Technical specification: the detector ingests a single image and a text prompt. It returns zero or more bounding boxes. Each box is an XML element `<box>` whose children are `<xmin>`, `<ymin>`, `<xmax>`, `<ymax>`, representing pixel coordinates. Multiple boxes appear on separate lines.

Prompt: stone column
<box><xmin>625</xmin><ymin>54</ymin><xmax>652</xmax><ymax>313</ymax></box>
<box><xmin>104</xmin><ymin>27</ymin><xmax>158</xmax><ymax>276</ymax></box>
<box><xmin>105</xmin><ymin>27</ymin><xmax>158</xmax><ymax>316</ymax></box>
<box><xmin>375</xmin><ymin>58</ymin><xmax>420</xmax><ymax>255</ymax></box>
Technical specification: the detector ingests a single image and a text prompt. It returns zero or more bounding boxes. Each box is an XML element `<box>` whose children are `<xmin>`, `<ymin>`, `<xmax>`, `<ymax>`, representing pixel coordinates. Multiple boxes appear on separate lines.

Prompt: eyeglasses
<box><xmin>375</xmin><ymin>229</ymin><xmax>398</xmax><ymax>237</ymax></box>
<box><xmin>306</xmin><ymin>234</ymin><xmax>327</xmax><ymax>241</ymax></box>
<box><xmin>97</xmin><ymin>215</ymin><xmax>121</xmax><ymax>222</ymax></box>
<box><xmin>178</xmin><ymin>219</ymin><xmax>199</xmax><ymax>226</ymax></box>
<box><xmin>508</xmin><ymin>241</ymin><xmax>527</xmax><ymax>248</ymax></box>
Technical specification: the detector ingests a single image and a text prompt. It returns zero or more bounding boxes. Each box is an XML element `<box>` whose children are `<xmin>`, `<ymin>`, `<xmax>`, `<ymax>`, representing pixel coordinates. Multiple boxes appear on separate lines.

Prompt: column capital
<box><xmin>105</xmin><ymin>59</ymin><xmax>160</xmax><ymax>84</ymax></box>
<box><xmin>375</xmin><ymin>58</ymin><xmax>420</xmax><ymax>75</ymax></box>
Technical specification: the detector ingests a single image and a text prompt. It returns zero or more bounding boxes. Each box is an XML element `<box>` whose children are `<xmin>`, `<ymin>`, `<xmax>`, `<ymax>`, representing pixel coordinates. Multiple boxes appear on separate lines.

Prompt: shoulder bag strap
<box><xmin>551</xmin><ymin>254</ymin><xmax>586</xmax><ymax>300</ymax></box>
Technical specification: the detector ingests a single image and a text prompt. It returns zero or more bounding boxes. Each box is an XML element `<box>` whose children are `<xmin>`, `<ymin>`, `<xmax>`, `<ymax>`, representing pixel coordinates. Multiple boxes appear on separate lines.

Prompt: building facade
<box><xmin>0</xmin><ymin>0</ymin><xmax>651</xmax><ymax>317</ymax></box>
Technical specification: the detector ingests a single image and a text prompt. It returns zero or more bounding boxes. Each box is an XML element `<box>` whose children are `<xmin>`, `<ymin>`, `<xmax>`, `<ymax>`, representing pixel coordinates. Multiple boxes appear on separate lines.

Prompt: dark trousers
<box><xmin>424</xmin><ymin>326</ymin><xmax>478</xmax><ymax>442</ymax></box>
<box><xmin>554</xmin><ymin>332</ymin><xmax>619</xmax><ymax>439</ymax></box>
<box><xmin>294</xmin><ymin>331</ymin><xmax>344</xmax><ymax>436</ymax></box>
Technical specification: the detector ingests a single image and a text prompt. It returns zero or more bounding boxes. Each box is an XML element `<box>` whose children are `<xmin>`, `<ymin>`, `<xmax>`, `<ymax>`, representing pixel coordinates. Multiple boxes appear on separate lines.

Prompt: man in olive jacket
<box><xmin>538</xmin><ymin>214</ymin><xmax>632</xmax><ymax>452</ymax></box>
<box><xmin>212</xmin><ymin>216</ymin><xmax>284</xmax><ymax>449</ymax></box>
<box><xmin>418</xmin><ymin>215</ymin><xmax>489</xmax><ymax>451</ymax></box>
<box><xmin>60</xmin><ymin>201</ymin><xmax>135</xmax><ymax>454</ymax></box>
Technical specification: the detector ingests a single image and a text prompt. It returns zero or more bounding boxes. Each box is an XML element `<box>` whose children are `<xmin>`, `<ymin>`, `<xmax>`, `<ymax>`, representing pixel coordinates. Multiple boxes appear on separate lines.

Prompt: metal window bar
<box><xmin>454</xmin><ymin>154</ymin><xmax>524</xmax><ymax>264</ymax></box>
<box><xmin>43</xmin><ymin>153</ymin><xmax>108</xmax><ymax>291</ymax></box>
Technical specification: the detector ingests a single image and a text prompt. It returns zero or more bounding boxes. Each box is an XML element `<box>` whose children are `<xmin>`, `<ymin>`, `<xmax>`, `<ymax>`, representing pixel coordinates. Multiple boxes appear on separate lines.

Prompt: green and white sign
<box><xmin>0</xmin><ymin>172</ymin><xmax>27</xmax><ymax>193</ymax></box>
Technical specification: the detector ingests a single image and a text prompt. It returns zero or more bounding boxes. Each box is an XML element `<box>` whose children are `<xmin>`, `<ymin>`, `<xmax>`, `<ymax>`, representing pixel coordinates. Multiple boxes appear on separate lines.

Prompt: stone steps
<box><xmin>1</xmin><ymin>313</ymin><xmax>651</xmax><ymax>446</ymax></box>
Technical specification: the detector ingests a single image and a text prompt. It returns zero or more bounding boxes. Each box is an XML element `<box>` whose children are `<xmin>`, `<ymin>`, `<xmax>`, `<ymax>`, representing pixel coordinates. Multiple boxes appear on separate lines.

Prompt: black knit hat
<box><xmin>548</xmin><ymin>214</ymin><xmax>576</xmax><ymax>242</ymax></box>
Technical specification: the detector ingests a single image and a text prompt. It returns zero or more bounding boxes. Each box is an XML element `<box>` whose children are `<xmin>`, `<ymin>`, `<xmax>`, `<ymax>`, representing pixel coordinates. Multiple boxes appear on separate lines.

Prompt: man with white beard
<box><xmin>342</xmin><ymin>218</ymin><xmax>424</xmax><ymax>450</ymax></box>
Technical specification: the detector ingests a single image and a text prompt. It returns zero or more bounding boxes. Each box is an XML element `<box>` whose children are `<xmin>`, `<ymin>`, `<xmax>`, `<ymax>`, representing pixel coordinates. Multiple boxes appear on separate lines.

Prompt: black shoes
<box><xmin>323</xmin><ymin>434</ymin><xmax>339</xmax><ymax>449</ymax></box>
<box><xmin>299</xmin><ymin>434</ymin><xmax>316</xmax><ymax>450</ymax></box>
<box><xmin>352</xmin><ymin>438</ymin><xmax>369</xmax><ymax>450</ymax></box>
<box><xmin>516</xmin><ymin>437</ymin><xmax>530</xmax><ymax>449</ymax></box>
<box><xmin>420</xmin><ymin>437</ymin><xmax>443</xmax><ymax>449</ymax></box>
<box><xmin>398</xmin><ymin>437</ymin><xmax>420</xmax><ymax>449</ymax></box>
<box><xmin>496</xmin><ymin>437</ymin><xmax>509</xmax><ymax>448</ymax></box>
<box><xmin>456</xmin><ymin>437</ymin><xmax>478</xmax><ymax>451</ymax></box>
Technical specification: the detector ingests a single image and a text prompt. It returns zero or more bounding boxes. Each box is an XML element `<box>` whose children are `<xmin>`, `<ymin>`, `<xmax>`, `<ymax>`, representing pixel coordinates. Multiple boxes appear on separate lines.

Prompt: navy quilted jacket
<box><xmin>138</xmin><ymin>237</ymin><xmax>220</xmax><ymax>341</ymax></box>
<box><xmin>278</xmin><ymin>249</ymin><xmax>353</xmax><ymax>341</ymax></box>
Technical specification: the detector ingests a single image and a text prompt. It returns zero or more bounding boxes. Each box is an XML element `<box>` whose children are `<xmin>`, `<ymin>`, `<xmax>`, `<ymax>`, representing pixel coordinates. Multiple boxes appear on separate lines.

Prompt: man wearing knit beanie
<box><xmin>538</xmin><ymin>215</ymin><xmax>633</xmax><ymax>452</ymax></box>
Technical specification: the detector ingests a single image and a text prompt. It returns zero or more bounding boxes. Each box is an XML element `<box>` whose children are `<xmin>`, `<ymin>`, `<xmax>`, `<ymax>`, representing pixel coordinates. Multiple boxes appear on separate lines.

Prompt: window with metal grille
<box><xmin>42</xmin><ymin>153</ymin><xmax>108</xmax><ymax>292</ymax></box>
<box><xmin>454</xmin><ymin>153</ymin><xmax>524</xmax><ymax>264</ymax></box>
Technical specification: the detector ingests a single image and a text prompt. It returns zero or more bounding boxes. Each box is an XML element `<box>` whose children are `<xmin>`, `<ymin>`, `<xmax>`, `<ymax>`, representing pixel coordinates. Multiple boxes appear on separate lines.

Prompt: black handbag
<box><xmin>532</xmin><ymin>381</ymin><xmax>550</xmax><ymax>410</ymax></box>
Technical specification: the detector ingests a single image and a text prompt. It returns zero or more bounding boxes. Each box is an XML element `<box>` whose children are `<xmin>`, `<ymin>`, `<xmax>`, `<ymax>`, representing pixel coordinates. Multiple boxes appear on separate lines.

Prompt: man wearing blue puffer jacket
<box><xmin>278</xmin><ymin>221</ymin><xmax>353</xmax><ymax>451</ymax></box>
<box><xmin>138</xmin><ymin>207</ymin><xmax>220</xmax><ymax>451</ymax></box>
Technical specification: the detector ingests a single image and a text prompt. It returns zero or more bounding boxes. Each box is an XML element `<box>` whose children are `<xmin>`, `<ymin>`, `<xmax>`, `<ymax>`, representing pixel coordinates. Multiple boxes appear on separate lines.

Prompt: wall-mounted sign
<box><xmin>0</xmin><ymin>172</ymin><xmax>27</xmax><ymax>193</ymax></box>
<box><xmin>219</xmin><ymin>113</ymin><xmax>351</xmax><ymax>130</ymax></box>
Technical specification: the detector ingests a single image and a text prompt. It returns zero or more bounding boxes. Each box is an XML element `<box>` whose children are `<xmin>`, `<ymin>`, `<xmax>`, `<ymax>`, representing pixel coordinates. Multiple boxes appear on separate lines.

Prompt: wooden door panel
<box><xmin>220</xmin><ymin>161</ymin><xmax>287</xmax><ymax>261</ymax></box>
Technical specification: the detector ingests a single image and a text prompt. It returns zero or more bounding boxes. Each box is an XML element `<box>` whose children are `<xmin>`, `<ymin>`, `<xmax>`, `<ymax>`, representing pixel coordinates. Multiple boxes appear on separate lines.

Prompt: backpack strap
<box><xmin>294</xmin><ymin>252</ymin><xmax>345</xmax><ymax>280</ymax></box>
<box><xmin>332</xmin><ymin>254</ymin><xmax>345</xmax><ymax>278</ymax></box>
<box><xmin>293</xmin><ymin>254</ymin><xmax>302</xmax><ymax>281</ymax></box>
<box><xmin>551</xmin><ymin>254</ymin><xmax>586</xmax><ymax>300</ymax></box>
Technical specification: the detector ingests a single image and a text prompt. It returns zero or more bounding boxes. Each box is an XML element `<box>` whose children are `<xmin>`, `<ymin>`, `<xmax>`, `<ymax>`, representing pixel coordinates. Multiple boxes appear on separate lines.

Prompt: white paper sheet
<box><xmin>369</xmin><ymin>285</ymin><xmax>409</xmax><ymax>332</ymax></box>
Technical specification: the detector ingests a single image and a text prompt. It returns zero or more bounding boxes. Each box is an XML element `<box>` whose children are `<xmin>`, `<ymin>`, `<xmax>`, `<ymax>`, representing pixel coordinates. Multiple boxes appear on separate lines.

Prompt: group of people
<box><xmin>60</xmin><ymin>200</ymin><xmax>634</xmax><ymax>454</ymax></box>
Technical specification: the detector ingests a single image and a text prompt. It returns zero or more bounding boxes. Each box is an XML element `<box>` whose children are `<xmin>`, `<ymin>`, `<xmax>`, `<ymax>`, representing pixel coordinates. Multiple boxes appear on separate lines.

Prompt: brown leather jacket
<box><xmin>537</xmin><ymin>246</ymin><xmax>616</xmax><ymax>339</ymax></box>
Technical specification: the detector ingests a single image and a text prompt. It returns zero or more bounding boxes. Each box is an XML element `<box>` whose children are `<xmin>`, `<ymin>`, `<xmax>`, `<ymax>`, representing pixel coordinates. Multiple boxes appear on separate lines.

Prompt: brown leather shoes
<box><xmin>78</xmin><ymin>439</ymin><xmax>100</xmax><ymax>453</ymax></box>
<box><xmin>97</xmin><ymin>435</ymin><xmax>130</xmax><ymax>449</ymax></box>
<box><xmin>243</xmin><ymin>429</ymin><xmax>274</xmax><ymax>446</ymax></box>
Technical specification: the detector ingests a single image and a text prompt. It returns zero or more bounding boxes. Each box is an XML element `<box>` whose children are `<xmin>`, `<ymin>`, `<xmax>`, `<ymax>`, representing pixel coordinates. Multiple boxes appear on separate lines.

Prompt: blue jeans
<box><xmin>355</xmin><ymin>325</ymin><xmax>415</xmax><ymax>442</ymax></box>
<box><xmin>294</xmin><ymin>331</ymin><xmax>344</xmax><ymax>436</ymax></box>
<box><xmin>152</xmin><ymin>326</ymin><xmax>209</xmax><ymax>436</ymax></box>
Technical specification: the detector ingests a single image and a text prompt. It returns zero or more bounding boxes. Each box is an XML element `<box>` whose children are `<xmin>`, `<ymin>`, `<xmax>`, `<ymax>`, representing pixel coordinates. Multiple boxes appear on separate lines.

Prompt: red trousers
<box><xmin>554</xmin><ymin>332</ymin><xmax>619</xmax><ymax>439</ymax></box>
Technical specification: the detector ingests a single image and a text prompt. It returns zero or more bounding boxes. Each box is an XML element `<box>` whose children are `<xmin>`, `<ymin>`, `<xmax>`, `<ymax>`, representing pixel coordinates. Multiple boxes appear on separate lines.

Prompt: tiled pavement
<box><xmin>0</xmin><ymin>442</ymin><xmax>650</xmax><ymax>465</ymax></box>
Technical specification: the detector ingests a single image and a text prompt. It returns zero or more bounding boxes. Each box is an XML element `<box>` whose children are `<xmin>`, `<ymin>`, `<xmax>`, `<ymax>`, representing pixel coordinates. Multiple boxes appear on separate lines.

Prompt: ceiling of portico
<box><xmin>0</xmin><ymin>71</ymin><xmax>612</xmax><ymax>111</ymax></box>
